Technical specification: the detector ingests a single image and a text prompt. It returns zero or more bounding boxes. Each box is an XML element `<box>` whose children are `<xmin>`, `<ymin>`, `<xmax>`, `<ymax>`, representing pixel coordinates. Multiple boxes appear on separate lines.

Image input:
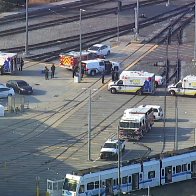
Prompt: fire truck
<box><xmin>59</xmin><ymin>51</ymin><xmax>104</xmax><ymax>70</ymax></box>
<box><xmin>119</xmin><ymin>106</ymin><xmax>154</xmax><ymax>140</ymax></box>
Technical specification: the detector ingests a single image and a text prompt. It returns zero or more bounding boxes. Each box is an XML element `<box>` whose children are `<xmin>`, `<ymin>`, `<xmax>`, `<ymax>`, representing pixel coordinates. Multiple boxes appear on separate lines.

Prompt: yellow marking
<box><xmin>125</xmin><ymin>44</ymin><xmax>158</xmax><ymax>70</ymax></box>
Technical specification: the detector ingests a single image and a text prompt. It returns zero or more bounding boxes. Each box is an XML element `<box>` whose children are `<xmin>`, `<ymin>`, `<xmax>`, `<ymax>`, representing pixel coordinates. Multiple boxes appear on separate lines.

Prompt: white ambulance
<box><xmin>167</xmin><ymin>75</ymin><xmax>196</xmax><ymax>96</ymax></box>
<box><xmin>108</xmin><ymin>71</ymin><xmax>155</xmax><ymax>95</ymax></box>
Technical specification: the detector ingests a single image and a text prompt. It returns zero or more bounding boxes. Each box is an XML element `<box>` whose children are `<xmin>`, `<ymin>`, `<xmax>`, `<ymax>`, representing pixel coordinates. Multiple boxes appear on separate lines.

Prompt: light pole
<box><xmin>88</xmin><ymin>89</ymin><xmax>92</xmax><ymax>161</ymax></box>
<box><xmin>117</xmin><ymin>126</ymin><xmax>121</xmax><ymax>196</ymax></box>
<box><xmin>194</xmin><ymin>0</ymin><xmax>196</xmax><ymax>62</ymax></box>
<box><xmin>79</xmin><ymin>9</ymin><xmax>86</xmax><ymax>82</ymax></box>
<box><xmin>117</xmin><ymin>8</ymin><xmax>120</xmax><ymax>42</ymax></box>
<box><xmin>134</xmin><ymin>0</ymin><xmax>139</xmax><ymax>40</ymax></box>
<box><xmin>25</xmin><ymin>0</ymin><xmax>29</xmax><ymax>56</ymax></box>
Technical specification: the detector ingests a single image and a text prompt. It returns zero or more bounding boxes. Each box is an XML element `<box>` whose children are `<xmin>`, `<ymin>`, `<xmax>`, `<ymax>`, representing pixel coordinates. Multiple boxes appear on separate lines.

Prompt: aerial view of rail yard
<box><xmin>0</xmin><ymin>0</ymin><xmax>196</xmax><ymax>195</ymax></box>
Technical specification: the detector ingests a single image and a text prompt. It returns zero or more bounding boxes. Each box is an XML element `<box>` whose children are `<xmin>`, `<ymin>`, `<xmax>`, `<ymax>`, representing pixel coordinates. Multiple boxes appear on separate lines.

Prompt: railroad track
<box><xmin>1</xmin><ymin>2</ymin><xmax>193</xmax><ymax>64</ymax></box>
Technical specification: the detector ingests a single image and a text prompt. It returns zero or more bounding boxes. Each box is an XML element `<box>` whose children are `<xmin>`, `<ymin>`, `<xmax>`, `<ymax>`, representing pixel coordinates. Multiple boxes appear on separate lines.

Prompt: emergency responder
<box><xmin>51</xmin><ymin>64</ymin><xmax>56</xmax><ymax>78</ymax></box>
<box><xmin>44</xmin><ymin>66</ymin><xmax>49</xmax><ymax>80</ymax></box>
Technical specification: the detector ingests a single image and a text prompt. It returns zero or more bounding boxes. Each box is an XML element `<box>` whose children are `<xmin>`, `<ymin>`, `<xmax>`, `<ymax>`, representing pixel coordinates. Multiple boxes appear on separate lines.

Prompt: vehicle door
<box><xmin>105</xmin><ymin>178</ymin><xmax>113</xmax><ymax>195</ymax></box>
<box><xmin>176</xmin><ymin>82</ymin><xmax>183</xmax><ymax>95</ymax></box>
<box><xmin>12</xmin><ymin>81</ymin><xmax>19</xmax><ymax>92</ymax></box>
<box><xmin>191</xmin><ymin>161</ymin><xmax>196</xmax><ymax>178</ymax></box>
<box><xmin>165</xmin><ymin>166</ymin><xmax>172</xmax><ymax>183</ymax></box>
<box><xmin>116</xmin><ymin>80</ymin><xmax>125</xmax><ymax>92</ymax></box>
<box><xmin>132</xmin><ymin>173</ymin><xmax>139</xmax><ymax>190</ymax></box>
<box><xmin>98</xmin><ymin>61</ymin><xmax>105</xmax><ymax>73</ymax></box>
<box><xmin>0</xmin><ymin>87</ymin><xmax>9</xmax><ymax>98</ymax></box>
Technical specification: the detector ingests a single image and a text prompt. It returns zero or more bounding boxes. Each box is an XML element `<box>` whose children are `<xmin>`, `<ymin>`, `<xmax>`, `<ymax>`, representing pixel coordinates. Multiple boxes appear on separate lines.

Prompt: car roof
<box><xmin>91</xmin><ymin>44</ymin><xmax>105</xmax><ymax>47</ymax></box>
<box><xmin>7</xmin><ymin>80</ymin><xmax>26</xmax><ymax>83</ymax></box>
<box><xmin>81</xmin><ymin>59</ymin><xmax>104</xmax><ymax>63</ymax></box>
<box><xmin>138</xmin><ymin>105</ymin><xmax>162</xmax><ymax>109</ymax></box>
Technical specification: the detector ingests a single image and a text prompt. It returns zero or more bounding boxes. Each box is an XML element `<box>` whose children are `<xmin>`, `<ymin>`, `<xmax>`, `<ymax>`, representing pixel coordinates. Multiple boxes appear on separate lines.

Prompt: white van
<box><xmin>138</xmin><ymin>105</ymin><xmax>164</xmax><ymax>120</ymax></box>
<box><xmin>81</xmin><ymin>59</ymin><xmax>105</xmax><ymax>76</ymax></box>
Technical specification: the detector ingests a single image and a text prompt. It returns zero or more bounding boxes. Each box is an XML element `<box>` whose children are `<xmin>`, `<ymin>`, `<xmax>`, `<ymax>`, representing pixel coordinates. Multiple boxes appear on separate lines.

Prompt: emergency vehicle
<box><xmin>108</xmin><ymin>71</ymin><xmax>155</xmax><ymax>94</ymax></box>
<box><xmin>0</xmin><ymin>52</ymin><xmax>19</xmax><ymax>75</ymax></box>
<box><xmin>59</xmin><ymin>51</ymin><xmax>104</xmax><ymax>70</ymax></box>
<box><xmin>168</xmin><ymin>75</ymin><xmax>196</xmax><ymax>96</ymax></box>
<box><xmin>119</xmin><ymin>106</ymin><xmax>154</xmax><ymax>140</ymax></box>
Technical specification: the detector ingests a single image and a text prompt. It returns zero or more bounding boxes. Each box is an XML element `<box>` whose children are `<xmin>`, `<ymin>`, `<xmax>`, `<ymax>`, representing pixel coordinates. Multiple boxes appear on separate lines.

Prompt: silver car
<box><xmin>0</xmin><ymin>85</ymin><xmax>15</xmax><ymax>98</ymax></box>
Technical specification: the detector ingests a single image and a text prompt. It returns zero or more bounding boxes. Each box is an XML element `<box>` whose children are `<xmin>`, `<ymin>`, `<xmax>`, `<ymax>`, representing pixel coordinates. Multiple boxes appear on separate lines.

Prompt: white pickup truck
<box><xmin>100</xmin><ymin>139</ymin><xmax>125</xmax><ymax>160</ymax></box>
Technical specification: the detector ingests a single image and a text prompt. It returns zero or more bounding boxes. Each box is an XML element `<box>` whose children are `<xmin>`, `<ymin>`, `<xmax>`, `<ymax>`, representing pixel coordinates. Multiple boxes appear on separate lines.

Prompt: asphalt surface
<box><xmin>0</xmin><ymin>0</ymin><xmax>196</xmax><ymax>196</ymax></box>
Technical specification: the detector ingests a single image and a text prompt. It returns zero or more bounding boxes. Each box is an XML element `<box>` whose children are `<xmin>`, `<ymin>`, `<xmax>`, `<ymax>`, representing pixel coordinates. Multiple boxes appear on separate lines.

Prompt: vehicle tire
<box><xmin>169</xmin><ymin>90</ymin><xmax>175</xmax><ymax>96</ymax></box>
<box><xmin>136</xmin><ymin>90</ymin><xmax>142</xmax><ymax>95</ymax></box>
<box><xmin>19</xmin><ymin>90</ymin><xmax>22</xmax><ymax>94</ymax></box>
<box><xmin>90</xmin><ymin>70</ymin><xmax>96</xmax><ymax>76</ymax></box>
<box><xmin>107</xmin><ymin>50</ymin><xmax>110</xmax><ymax>55</ymax></box>
<box><xmin>111</xmin><ymin>88</ymin><xmax>117</xmax><ymax>94</ymax></box>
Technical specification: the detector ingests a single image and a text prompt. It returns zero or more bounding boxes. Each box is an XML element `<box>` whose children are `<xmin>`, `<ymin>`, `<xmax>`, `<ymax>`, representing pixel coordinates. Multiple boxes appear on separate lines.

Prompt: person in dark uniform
<box><xmin>111</xmin><ymin>68</ymin><xmax>115</xmax><ymax>81</ymax></box>
<box><xmin>20</xmin><ymin>58</ymin><xmax>24</xmax><ymax>71</ymax></box>
<box><xmin>101</xmin><ymin>71</ymin><xmax>105</xmax><ymax>84</ymax></box>
<box><xmin>51</xmin><ymin>64</ymin><xmax>56</xmax><ymax>78</ymax></box>
<box><xmin>44</xmin><ymin>66</ymin><xmax>49</xmax><ymax>80</ymax></box>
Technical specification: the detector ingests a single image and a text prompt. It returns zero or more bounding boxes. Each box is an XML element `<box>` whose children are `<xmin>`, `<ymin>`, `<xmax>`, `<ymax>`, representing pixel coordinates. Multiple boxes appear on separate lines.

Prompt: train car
<box><xmin>46</xmin><ymin>147</ymin><xmax>196</xmax><ymax>196</ymax></box>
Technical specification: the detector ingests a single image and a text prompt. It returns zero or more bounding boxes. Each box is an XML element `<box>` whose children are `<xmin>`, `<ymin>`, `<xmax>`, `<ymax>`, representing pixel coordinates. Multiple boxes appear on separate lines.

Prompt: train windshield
<box><xmin>63</xmin><ymin>178</ymin><xmax>77</xmax><ymax>192</ymax></box>
<box><xmin>120</xmin><ymin>122</ymin><xmax>140</xmax><ymax>128</ymax></box>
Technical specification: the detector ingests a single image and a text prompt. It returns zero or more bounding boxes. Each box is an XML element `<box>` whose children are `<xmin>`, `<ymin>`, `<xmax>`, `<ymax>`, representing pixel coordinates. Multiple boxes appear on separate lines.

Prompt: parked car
<box><xmin>6</xmin><ymin>80</ymin><xmax>33</xmax><ymax>95</ymax></box>
<box><xmin>87</xmin><ymin>44</ymin><xmax>111</xmax><ymax>56</ymax></box>
<box><xmin>0</xmin><ymin>85</ymin><xmax>15</xmax><ymax>98</ymax></box>
<box><xmin>138</xmin><ymin>104</ymin><xmax>164</xmax><ymax>120</ymax></box>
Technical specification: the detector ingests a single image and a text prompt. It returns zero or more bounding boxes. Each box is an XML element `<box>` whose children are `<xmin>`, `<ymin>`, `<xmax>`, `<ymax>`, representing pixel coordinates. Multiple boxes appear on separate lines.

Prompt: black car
<box><xmin>6</xmin><ymin>80</ymin><xmax>33</xmax><ymax>95</ymax></box>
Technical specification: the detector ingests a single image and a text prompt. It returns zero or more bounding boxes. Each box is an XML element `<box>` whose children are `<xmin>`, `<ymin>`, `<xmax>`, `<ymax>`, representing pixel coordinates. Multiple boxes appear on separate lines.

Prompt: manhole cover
<box><xmin>54</xmin><ymin>95</ymin><xmax>59</xmax><ymax>97</ymax></box>
<box><xmin>35</xmin><ymin>83</ymin><xmax>40</xmax><ymax>85</ymax></box>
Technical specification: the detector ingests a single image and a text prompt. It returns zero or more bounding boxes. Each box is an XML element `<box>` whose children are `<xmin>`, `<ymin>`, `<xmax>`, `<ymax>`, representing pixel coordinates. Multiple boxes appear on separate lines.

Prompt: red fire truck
<box><xmin>59</xmin><ymin>51</ymin><xmax>104</xmax><ymax>70</ymax></box>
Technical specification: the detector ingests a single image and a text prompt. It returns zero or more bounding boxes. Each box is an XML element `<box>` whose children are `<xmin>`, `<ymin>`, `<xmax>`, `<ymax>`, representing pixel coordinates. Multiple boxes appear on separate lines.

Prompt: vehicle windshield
<box><xmin>119</xmin><ymin>122</ymin><xmax>139</xmax><ymax>128</ymax></box>
<box><xmin>63</xmin><ymin>178</ymin><xmax>77</xmax><ymax>192</ymax></box>
<box><xmin>18</xmin><ymin>81</ymin><xmax>28</xmax><ymax>87</ymax></box>
<box><xmin>89</xmin><ymin>46</ymin><xmax>99</xmax><ymax>51</ymax></box>
<box><xmin>103</xmin><ymin>143</ymin><xmax>116</xmax><ymax>148</ymax></box>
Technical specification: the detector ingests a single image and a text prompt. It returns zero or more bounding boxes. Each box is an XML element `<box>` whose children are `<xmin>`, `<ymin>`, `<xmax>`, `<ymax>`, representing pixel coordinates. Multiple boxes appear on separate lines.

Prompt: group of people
<box><xmin>101</xmin><ymin>67</ymin><xmax>119</xmax><ymax>84</ymax></box>
<box><xmin>44</xmin><ymin>64</ymin><xmax>56</xmax><ymax>80</ymax></box>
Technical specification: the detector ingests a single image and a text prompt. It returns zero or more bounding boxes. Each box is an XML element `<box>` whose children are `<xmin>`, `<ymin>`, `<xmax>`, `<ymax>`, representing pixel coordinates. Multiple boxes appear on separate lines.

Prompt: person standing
<box><xmin>51</xmin><ymin>64</ymin><xmax>56</xmax><ymax>78</ymax></box>
<box><xmin>44</xmin><ymin>66</ymin><xmax>49</xmax><ymax>80</ymax></box>
<box><xmin>111</xmin><ymin>68</ymin><xmax>115</xmax><ymax>81</ymax></box>
<box><xmin>20</xmin><ymin>58</ymin><xmax>24</xmax><ymax>71</ymax></box>
<box><xmin>101</xmin><ymin>70</ymin><xmax>105</xmax><ymax>84</ymax></box>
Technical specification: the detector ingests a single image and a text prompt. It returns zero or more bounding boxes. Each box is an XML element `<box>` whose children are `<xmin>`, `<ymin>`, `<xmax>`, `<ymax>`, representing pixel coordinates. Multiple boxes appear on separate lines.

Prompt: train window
<box><xmin>122</xmin><ymin>176</ymin><xmax>128</xmax><ymax>184</ymax></box>
<box><xmin>116</xmin><ymin>179</ymin><xmax>118</xmax><ymax>185</ymax></box>
<box><xmin>139</xmin><ymin>174</ymin><xmax>142</xmax><ymax>180</ymax></box>
<box><xmin>87</xmin><ymin>182</ymin><xmax>94</xmax><ymax>190</ymax></box>
<box><xmin>173</xmin><ymin>167</ymin><xmax>175</xmax><ymax>174</ymax></box>
<box><xmin>148</xmin><ymin>171</ymin><xmax>155</xmax><ymax>179</ymax></box>
<box><xmin>182</xmin><ymin>164</ymin><xmax>187</xmax><ymax>172</ymax></box>
<box><xmin>188</xmin><ymin>164</ymin><xmax>191</xmax><ymax>171</ymax></box>
<box><xmin>102</xmin><ymin>181</ymin><xmax>105</xmax><ymax>187</ymax></box>
<box><xmin>95</xmin><ymin>181</ymin><xmax>99</xmax><ymax>189</ymax></box>
<box><xmin>128</xmin><ymin>176</ymin><xmax>131</xmax><ymax>183</ymax></box>
<box><xmin>176</xmin><ymin>165</ymin><xmax>182</xmax><ymax>173</ymax></box>
<box><xmin>79</xmin><ymin>185</ymin><xmax>85</xmax><ymax>193</ymax></box>
<box><xmin>162</xmin><ymin>169</ymin><xmax>165</xmax><ymax>176</ymax></box>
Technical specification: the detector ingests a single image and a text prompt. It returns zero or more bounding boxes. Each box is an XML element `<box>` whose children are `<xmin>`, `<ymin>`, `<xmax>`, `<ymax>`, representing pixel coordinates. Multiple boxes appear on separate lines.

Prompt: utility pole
<box><xmin>194</xmin><ymin>0</ymin><xmax>196</xmax><ymax>61</ymax></box>
<box><xmin>134</xmin><ymin>0</ymin><xmax>139</xmax><ymax>40</ymax></box>
<box><xmin>117</xmin><ymin>126</ymin><xmax>121</xmax><ymax>196</ymax></box>
<box><xmin>79</xmin><ymin>9</ymin><xmax>86</xmax><ymax>82</ymax></box>
<box><xmin>174</xmin><ymin>95</ymin><xmax>178</xmax><ymax>151</ymax></box>
<box><xmin>25</xmin><ymin>0</ymin><xmax>29</xmax><ymax>56</ymax></box>
<box><xmin>88</xmin><ymin>89</ymin><xmax>91</xmax><ymax>161</ymax></box>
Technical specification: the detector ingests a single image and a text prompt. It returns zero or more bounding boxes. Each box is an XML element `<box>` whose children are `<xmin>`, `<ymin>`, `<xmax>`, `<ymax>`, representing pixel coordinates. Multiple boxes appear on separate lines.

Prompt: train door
<box><xmin>165</xmin><ymin>166</ymin><xmax>172</xmax><ymax>183</ymax></box>
<box><xmin>105</xmin><ymin>178</ymin><xmax>113</xmax><ymax>195</ymax></box>
<box><xmin>191</xmin><ymin>161</ymin><xmax>196</xmax><ymax>178</ymax></box>
<box><xmin>132</xmin><ymin>173</ymin><xmax>139</xmax><ymax>190</ymax></box>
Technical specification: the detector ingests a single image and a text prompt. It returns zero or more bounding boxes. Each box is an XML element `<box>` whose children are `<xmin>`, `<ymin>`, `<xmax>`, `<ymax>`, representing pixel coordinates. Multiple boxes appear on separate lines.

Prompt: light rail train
<box><xmin>47</xmin><ymin>147</ymin><xmax>196</xmax><ymax>196</ymax></box>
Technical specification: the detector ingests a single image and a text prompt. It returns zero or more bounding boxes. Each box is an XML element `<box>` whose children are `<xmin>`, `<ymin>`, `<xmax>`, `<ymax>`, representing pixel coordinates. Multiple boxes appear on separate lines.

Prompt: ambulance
<box><xmin>167</xmin><ymin>75</ymin><xmax>196</xmax><ymax>96</ymax></box>
<box><xmin>0</xmin><ymin>52</ymin><xmax>19</xmax><ymax>75</ymax></box>
<box><xmin>108</xmin><ymin>71</ymin><xmax>155</xmax><ymax>95</ymax></box>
